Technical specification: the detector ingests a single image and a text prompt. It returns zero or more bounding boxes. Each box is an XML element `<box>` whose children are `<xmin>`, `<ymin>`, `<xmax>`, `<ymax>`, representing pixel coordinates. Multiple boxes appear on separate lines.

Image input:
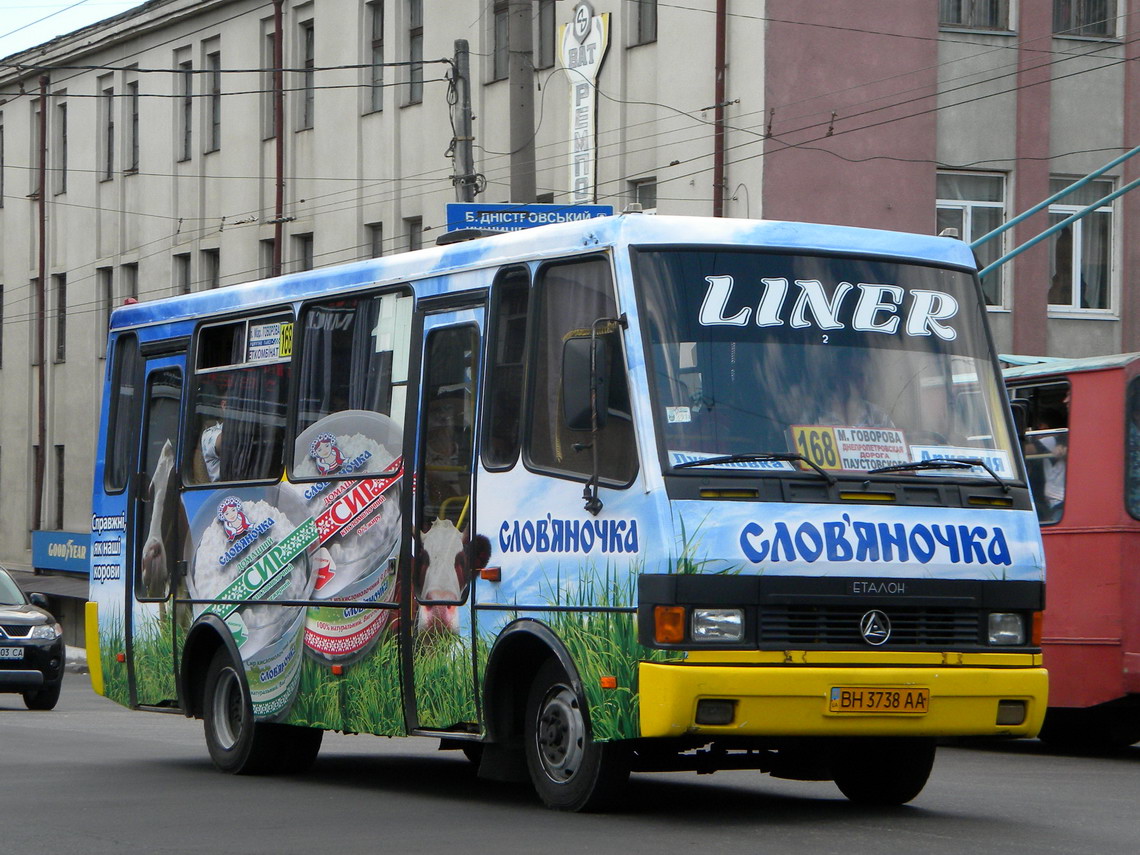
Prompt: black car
<box><xmin>0</xmin><ymin>568</ymin><xmax>64</xmax><ymax>710</ymax></box>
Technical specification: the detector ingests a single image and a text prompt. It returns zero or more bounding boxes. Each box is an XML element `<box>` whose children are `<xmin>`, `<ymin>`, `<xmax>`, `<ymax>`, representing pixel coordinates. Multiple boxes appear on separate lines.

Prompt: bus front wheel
<box><xmin>203</xmin><ymin>648</ymin><xmax>290</xmax><ymax>774</ymax></box>
<box><xmin>524</xmin><ymin>659</ymin><xmax>629</xmax><ymax>811</ymax></box>
<box><xmin>832</xmin><ymin>738</ymin><xmax>936</xmax><ymax>806</ymax></box>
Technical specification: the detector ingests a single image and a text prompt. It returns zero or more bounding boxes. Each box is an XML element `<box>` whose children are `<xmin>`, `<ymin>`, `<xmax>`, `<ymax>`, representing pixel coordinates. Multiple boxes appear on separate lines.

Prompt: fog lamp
<box><xmin>695</xmin><ymin>699</ymin><xmax>736</xmax><ymax>726</ymax></box>
<box><xmin>988</xmin><ymin>613</ymin><xmax>1025</xmax><ymax>645</ymax></box>
<box><xmin>692</xmin><ymin>608</ymin><xmax>744</xmax><ymax>642</ymax></box>
<box><xmin>997</xmin><ymin>700</ymin><xmax>1027</xmax><ymax>726</ymax></box>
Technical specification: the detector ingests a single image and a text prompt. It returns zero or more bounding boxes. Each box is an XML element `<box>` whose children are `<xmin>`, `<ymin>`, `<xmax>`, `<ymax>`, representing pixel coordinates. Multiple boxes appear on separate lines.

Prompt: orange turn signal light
<box><xmin>600</xmin><ymin>676</ymin><xmax>618</xmax><ymax>690</ymax></box>
<box><xmin>654</xmin><ymin>605</ymin><xmax>685</xmax><ymax>644</ymax></box>
<box><xmin>480</xmin><ymin>566</ymin><xmax>502</xmax><ymax>582</ymax></box>
<box><xmin>116</xmin><ymin>653</ymin><xmax>126</xmax><ymax>663</ymax></box>
<box><xmin>1031</xmin><ymin>611</ymin><xmax>1044</xmax><ymax>646</ymax></box>
<box><xmin>331</xmin><ymin>664</ymin><xmax>344</xmax><ymax>676</ymax></box>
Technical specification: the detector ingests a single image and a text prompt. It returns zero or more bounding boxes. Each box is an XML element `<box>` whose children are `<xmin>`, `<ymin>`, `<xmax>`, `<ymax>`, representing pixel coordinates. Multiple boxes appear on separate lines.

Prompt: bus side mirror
<box><xmin>562</xmin><ymin>336</ymin><xmax>609</xmax><ymax>431</ymax></box>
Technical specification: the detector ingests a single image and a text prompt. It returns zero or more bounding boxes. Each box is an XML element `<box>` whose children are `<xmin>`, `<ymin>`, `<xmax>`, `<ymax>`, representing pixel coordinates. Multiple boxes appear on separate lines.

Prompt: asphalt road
<box><xmin>2</xmin><ymin>679</ymin><xmax>1138</xmax><ymax>855</ymax></box>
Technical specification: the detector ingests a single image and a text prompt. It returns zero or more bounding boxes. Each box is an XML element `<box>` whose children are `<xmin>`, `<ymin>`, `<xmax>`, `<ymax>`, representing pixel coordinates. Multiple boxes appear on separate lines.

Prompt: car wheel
<box><xmin>832</xmin><ymin>737</ymin><xmax>936</xmax><ymax>806</ymax></box>
<box><xmin>276</xmin><ymin>724</ymin><xmax>324</xmax><ymax>774</ymax></box>
<box><xmin>524</xmin><ymin>658</ymin><xmax>629</xmax><ymax>812</ymax></box>
<box><xmin>202</xmin><ymin>648</ymin><xmax>282</xmax><ymax>774</ymax></box>
<box><xmin>23</xmin><ymin>681</ymin><xmax>61</xmax><ymax>711</ymax></box>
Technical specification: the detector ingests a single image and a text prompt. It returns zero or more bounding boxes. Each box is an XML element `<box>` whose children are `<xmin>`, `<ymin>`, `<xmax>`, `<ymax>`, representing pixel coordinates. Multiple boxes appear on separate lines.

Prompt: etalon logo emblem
<box><xmin>859</xmin><ymin>610</ymin><xmax>891</xmax><ymax>646</ymax></box>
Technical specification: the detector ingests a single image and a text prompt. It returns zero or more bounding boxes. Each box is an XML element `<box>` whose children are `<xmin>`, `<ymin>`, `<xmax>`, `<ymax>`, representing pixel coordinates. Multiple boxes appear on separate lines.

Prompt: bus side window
<box><xmin>105</xmin><ymin>333</ymin><xmax>142</xmax><ymax>493</ymax></box>
<box><xmin>526</xmin><ymin>257</ymin><xmax>636</xmax><ymax>485</ymax></box>
<box><xmin>482</xmin><ymin>267</ymin><xmax>530</xmax><ymax>470</ymax></box>
<box><xmin>1017</xmin><ymin>381</ymin><xmax>1070</xmax><ymax>525</ymax></box>
<box><xmin>292</xmin><ymin>290</ymin><xmax>412</xmax><ymax>477</ymax></box>
<box><xmin>1126</xmin><ymin>378</ymin><xmax>1140</xmax><ymax>519</ymax></box>
<box><xmin>188</xmin><ymin>315</ymin><xmax>291</xmax><ymax>485</ymax></box>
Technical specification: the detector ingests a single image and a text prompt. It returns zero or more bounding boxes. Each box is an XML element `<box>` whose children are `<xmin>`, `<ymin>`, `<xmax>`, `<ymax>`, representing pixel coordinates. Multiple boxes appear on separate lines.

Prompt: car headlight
<box><xmin>30</xmin><ymin>622</ymin><xmax>62</xmax><ymax>641</ymax></box>
<box><xmin>692</xmin><ymin>608</ymin><xmax>744</xmax><ymax>642</ymax></box>
<box><xmin>987</xmin><ymin>613</ymin><xmax>1025</xmax><ymax>645</ymax></box>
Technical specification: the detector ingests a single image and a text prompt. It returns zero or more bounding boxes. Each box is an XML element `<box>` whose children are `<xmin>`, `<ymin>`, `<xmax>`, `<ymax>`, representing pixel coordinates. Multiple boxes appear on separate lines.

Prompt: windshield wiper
<box><xmin>673</xmin><ymin>452</ymin><xmax>837</xmax><ymax>486</ymax></box>
<box><xmin>868</xmin><ymin>457</ymin><xmax>1008</xmax><ymax>492</ymax></box>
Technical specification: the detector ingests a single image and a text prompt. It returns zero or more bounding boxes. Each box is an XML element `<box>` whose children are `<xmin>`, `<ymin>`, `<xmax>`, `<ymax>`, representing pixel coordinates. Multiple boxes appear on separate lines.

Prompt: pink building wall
<box><xmin>761</xmin><ymin>1</ymin><xmax>938</xmax><ymax>233</ymax></box>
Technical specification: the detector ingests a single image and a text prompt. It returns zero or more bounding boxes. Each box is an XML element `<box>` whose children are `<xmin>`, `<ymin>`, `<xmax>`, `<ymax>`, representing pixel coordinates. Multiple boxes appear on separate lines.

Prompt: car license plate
<box><xmin>829</xmin><ymin>687</ymin><xmax>929</xmax><ymax>714</ymax></box>
<box><xmin>0</xmin><ymin>647</ymin><xmax>24</xmax><ymax>660</ymax></box>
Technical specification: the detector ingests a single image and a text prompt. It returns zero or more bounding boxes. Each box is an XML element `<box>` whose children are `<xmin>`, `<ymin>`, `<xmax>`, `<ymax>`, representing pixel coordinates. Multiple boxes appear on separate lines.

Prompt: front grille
<box><xmin>0</xmin><ymin>624</ymin><xmax>32</xmax><ymax>639</ymax></box>
<box><xmin>759</xmin><ymin>605</ymin><xmax>981</xmax><ymax>647</ymax></box>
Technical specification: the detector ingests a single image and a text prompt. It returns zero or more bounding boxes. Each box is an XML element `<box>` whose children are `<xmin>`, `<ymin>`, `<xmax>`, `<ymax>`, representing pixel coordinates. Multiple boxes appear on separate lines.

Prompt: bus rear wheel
<box><xmin>202</xmin><ymin>648</ymin><xmax>308</xmax><ymax>775</ymax></box>
<box><xmin>832</xmin><ymin>738</ymin><xmax>936</xmax><ymax>806</ymax></box>
<box><xmin>524</xmin><ymin>659</ymin><xmax>629</xmax><ymax>811</ymax></box>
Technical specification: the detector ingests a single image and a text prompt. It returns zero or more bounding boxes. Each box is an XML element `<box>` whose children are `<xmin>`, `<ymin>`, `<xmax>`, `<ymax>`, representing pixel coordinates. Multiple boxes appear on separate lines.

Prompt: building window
<box><xmin>368</xmin><ymin>1</ymin><xmax>385</xmax><ymax>112</ymax></box>
<box><xmin>97</xmin><ymin>267</ymin><xmax>113</xmax><ymax>358</ymax></box>
<box><xmin>101</xmin><ymin>83</ymin><xmax>114</xmax><ymax>179</ymax></box>
<box><xmin>126</xmin><ymin>80</ymin><xmax>140</xmax><ymax>172</ymax></box>
<box><xmin>0</xmin><ymin>116</ymin><xmax>5</xmax><ymax>207</ymax></box>
<box><xmin>54</xmin><ymin>445</ymin><xmax>65</xmax><ymax>530</ymax></box>
<box><xmin>1048</xmin><ymin>177</ymin><xmax>1114</xmax><ymax>311</ymax></box>
<box><xmin>174</xmin><ymin>253</ymin><xmax>192</xmax><ymax>295</ymax></box>
<box><xmin>367</xmin><ymin>222</ymin><xmax>384</xmax><ymax>257</ymax></box>
<box><xmin>53</xmin><ymin>101</ymin><xmax>67</xmax><ymax>195</ymax></box>
<box><xmin>206</xmin><ymin>50</ymin><xmax>222</xmax><ymax>152</ymax></box>
<box><xmin>122</xmin><ymin>263</ymin><xmax>139</xmax><ymax>301</ymax></box>
<box><xmin>31</xmin><ymin>279</ymin><xmax>42</xmax><ymax>366</ymax></box>
<box><xmin>405</xmin><ymin>216</ymin><xmax>422</xmax><ymax>252</ymax></box>
<box><xmin>299</xmin><ymin>20</ymin><xmax>315</xmax><ymax>130</ymax></box>
<box><xmin>294</xmin><ymin>232</ymin><xmax>314</xmax><ymax>271</ymax></box>
<box><xmin>202</xmin><ymin>248</ymin><xmax>220</xmax><ymax>288</ymax></box>
<box><xmin>630</xmin><ymin>177</ymin><xmax>658</xmax><ymax>213</ymax></box>
<box><xmin>939</xmin><ymin>0</ymin><xmax>1010</xmax><ymax>30</ymax></box>
<box><xmin>262</xmin><ymin>32</ymin><xmax>277</xmax><ymax>140</ymax></box>
<box><xmin>1054</xmin><ymin>0</ymin><xmax>1116</xmax><ymax>37</ymax></box>
<box><xmin>30</xmin><ymin>98</ymin><xmax>42</xmax><ymax>196</ymax></box>
<box><xmin>0</xmin><ymin>283</ymin><xmax>5</xmax><ymax>368</ymax></box>
<box><xmin>53</xmin><ymin>273</ymin><xmax>66</xmax><ymax>363</ymax></box>
<box><xmin>407</xmin><ymin>0</ymin><xmax>423</xmax><ymax>104</ymax></box>
<box><xmin>936</xmin><ymin>172</ymin><xmax>1006</xmax><ymax>307</ymax></box>
<box><xmin>634</xmin><ymin>0</ymin><xmax>657</xmax><ymax>46</ymax></box>
<box><xmin>178</xmin><ymin>60</ymin><xmax>193</xmax><ymax>160</ymax></box>
<box><xmin>536</xmin><ymin>0</ymin><xmax>556</xmax><ymax>69</ymax></box>
<box><xmin>259</xmin><ymin>239</ymin><xmax>276</xmax><ymax>278</ymax></box>
<box><xmin>492</xmin><ymin>1</ymin><xmax>510</xmax><ymax>82</ymax></box>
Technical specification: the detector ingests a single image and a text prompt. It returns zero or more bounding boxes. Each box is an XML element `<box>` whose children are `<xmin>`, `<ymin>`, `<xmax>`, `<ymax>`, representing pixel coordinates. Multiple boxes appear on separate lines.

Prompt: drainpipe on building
<box><xmin>272</xmin><ymin>0</ymin><xmax>285</xmax><ymax>277</ymax></box>
<box><xmin>712</xmin><ymin>0</ymin><xmax>727</xmax><ymax>217</ymax></box>
<box><xmin>34</xmin><ymin>75</ymin><xmax>48</xmax><ymax>532</ymax></box>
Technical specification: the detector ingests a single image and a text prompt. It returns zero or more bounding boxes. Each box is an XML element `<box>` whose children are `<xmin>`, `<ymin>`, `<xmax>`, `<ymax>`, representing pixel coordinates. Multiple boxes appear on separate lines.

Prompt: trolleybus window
<box><xmin>633</xmin><ymin>248</ymin><xmax>1020</xmax><ymax>481</ymax></box>
<box><xmin>1127</xmin><ymin>378</ymin><xmax>1140</xmax><ymax>519</ymax></box>
<box><xmin>188</xmin><ymin>312</ymin><xmax>292</xmax><ymax>484</ymax></box>
<box><xmin>1009</xmin><ymin>382</ymin><xmax>1069</xmax><ymax>524</ymax></box>
<box><xmin>526</xmin><ymin>257</ymin><xmax>636</xmax><ymax>484</ymax></box>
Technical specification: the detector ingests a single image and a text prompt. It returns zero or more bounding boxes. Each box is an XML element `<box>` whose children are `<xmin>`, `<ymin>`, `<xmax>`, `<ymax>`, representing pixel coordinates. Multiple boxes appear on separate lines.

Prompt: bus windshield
<box><xmin>633</xmin><ymin>247</ymin><xmax>1020</xmax><ymax>480</ymax></box>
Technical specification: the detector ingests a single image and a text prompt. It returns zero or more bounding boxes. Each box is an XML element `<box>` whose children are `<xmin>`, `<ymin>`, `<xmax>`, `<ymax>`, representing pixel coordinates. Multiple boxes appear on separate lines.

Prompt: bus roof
<box><xmin>109</xmin><ymin>214</ymin><xmax>979</xmax><ymax>332</ymax></box>
<box><xmin>1002</xmin><ymin>351</ymin><xmax>1140</xmax><ymax>381</ymax></box>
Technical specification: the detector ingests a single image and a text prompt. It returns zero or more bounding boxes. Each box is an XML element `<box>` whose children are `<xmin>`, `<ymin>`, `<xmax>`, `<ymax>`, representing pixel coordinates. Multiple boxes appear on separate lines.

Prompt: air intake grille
<box><xmin>759</xmin><ymin>606</ymin><xmax>981</xmax><ymax>647</ymax></box>
<box><xmin>0</xmin><ymin>624</ymin><xmax>32</xmax><ymax>639</ymax></box>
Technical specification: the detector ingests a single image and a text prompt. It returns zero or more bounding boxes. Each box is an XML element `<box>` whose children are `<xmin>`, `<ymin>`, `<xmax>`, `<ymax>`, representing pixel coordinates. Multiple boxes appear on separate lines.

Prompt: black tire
<box><xmin>277</xmin><ymin>724</ymin><xmax>324</xmax><ymax>774</ymax></box>
<box><xmin>202</xmin><ymin>648</ymin><xmax>284</xmax><ymax>775</ymax></box>
<box><xmin>460</xmin><ymin>742</ymin><xmax>484</xmax><ymax>766</ymax></box>
<box><xmin>524</xmin><ymin>658</ymin><xmax>629</xmax><ymax>812</ymax></box>
<box><xmin>23</xmin><ymin>681</ymin><xmax>61</xmax><ymax>711</ymax></box>
<box><xmin>832</xmin><ymin>738</ymin><xmax>936</xmax><ymax>806</ymax></box>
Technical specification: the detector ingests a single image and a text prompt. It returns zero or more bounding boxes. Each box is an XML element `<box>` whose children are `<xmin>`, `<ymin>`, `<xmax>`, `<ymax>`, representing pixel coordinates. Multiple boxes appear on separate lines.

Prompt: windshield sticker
<box><xmin>698</xmin><ymin>275</ymin><xmax>960</xmax><ymax>341</ymax></box>
<box><xmin>666</xmin><ymin>406</ymin><xmax>692</xmax><ymax>424</ymax></box>
<box><xmin>669</xmin><ymin>450</ymin><xmax>796</xmax><ymax>471</ymax></box>
<box><xmin>909</xmin><ymin>446</ymin><xmax>1014</xmax><ymax>478</ymax></box>
<box><xmin>791</xmin><ymin>426</ymin><xmax>909</xmax><ymax>471</ymax></box>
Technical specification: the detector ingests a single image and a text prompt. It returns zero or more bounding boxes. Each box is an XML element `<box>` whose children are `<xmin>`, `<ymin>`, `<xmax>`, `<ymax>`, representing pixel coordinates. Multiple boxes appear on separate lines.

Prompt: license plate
<box><xmin>829</xmin><ymin>687</ymin><xmax>929</xmax><ymax>714</ymax></box>
<box><xmin>0</xmin><ymin>647</ymin><xmax>23</xmax><ymax>660</ymax></box>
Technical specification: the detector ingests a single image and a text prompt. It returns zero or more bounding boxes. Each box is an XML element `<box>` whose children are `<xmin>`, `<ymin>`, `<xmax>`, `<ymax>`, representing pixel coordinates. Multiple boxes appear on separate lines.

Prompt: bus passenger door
<box><xmin>127</xmin><ymin>355</ymin><xmax>186</xmax><ymax>708</ymax></box>
<box><xmin>408</xmin><ymin>305</ymin><xmax>484</xmax><ymax>732</ymax></box>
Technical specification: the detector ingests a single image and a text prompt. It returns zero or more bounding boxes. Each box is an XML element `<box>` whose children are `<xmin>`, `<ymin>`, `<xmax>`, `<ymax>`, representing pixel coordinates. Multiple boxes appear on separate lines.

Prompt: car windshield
<box><xmin>0</xmin><ymin>570</ymin><xmax>28</xmax><ymax>606</ymax></box>
<box><xmin>633</xmin><ymin>247</ymin><xmax>1021</xmax><ymax>481</ymax></box>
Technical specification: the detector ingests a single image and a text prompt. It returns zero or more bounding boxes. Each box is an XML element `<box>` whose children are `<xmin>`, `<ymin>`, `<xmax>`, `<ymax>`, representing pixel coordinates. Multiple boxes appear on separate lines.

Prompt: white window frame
<box><xmin>935</xmin><ymin>172</ymin><xmax>1007</xmax><ymax>309</ymax></box>
<box><xmin>1047</xmin><ymin>177</ymin><xmax>1117</xmax><ymax>316</ymax></box>
<box><xmin>939</xmin><ymin>0</ymin><xmax>1013</xmax><ymax>31</ymax></box>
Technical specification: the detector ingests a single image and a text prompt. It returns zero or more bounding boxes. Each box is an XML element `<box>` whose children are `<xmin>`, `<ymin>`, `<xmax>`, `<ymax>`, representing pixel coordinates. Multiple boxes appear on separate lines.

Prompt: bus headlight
<box><xmin>987</xmin><ymin>613</ymin><xmax>1025</xmax><ymax>645</ymax></box>
<box><xmin>692</xmin><ymin>608</ymin><xmax>744</xmax><ymax>642</ymax></box>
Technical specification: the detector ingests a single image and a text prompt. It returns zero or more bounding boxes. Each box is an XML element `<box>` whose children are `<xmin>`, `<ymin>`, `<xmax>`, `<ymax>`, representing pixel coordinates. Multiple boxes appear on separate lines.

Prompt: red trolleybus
<box><xmin>1005</xmin><ymin>353</ymin><xmax>1140</xmax><ymax>749</ymax></box>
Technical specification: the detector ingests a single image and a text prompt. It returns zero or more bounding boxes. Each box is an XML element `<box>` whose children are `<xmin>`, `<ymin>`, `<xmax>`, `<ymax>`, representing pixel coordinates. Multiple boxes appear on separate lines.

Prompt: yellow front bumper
<box><xmin>639</xmin><ymin>652</ymin><xmax>1047</xmax><ymax>739</ymax></box>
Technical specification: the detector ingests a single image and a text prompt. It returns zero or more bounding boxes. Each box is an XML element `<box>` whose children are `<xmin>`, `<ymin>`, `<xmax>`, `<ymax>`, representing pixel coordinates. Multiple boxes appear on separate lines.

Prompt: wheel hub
<box><xmin>536</xmin><ymin>685</ymin><xmax>585</xmax><ymax>783</ymax></box>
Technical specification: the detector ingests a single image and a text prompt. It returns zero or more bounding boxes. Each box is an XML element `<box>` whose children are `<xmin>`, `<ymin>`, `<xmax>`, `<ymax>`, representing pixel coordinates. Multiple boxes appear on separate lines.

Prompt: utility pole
<box><xmin>508</xmin><ymin>0</ymin><xmax>536</xmax><ymax>203</ymax></box>
<box><xmin>453</xmin><ymin>39</ymin><xmax>476</xmax><ymax>202</ymax></box>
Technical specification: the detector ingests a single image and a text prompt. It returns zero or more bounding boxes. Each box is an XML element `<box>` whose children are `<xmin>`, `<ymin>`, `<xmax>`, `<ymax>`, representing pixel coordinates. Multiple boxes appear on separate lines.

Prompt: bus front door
<box><xmin>408</xmin><ymin>305</ymin><xmax>484</xmax><ymax>732</ymax></box>
<box><xmin>126</xmin><ymin>354</ymin><xmax>186</xmax><ymax>708</ymax></box>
